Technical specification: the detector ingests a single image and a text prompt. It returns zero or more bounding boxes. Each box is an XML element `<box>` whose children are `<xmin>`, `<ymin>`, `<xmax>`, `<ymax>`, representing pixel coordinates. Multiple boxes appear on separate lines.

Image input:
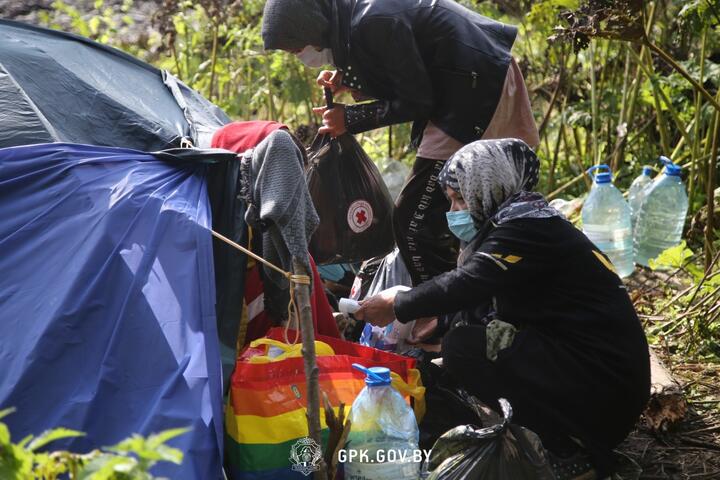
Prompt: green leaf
<box><xmin>27</xmin><ymin>427</ymin><xmax>85</xmax><ymax>452</ymax></box>
<box><xmin>648</xmin><ymin>241</ymin><xmax>694</xmax><ymax>270</ymax></box>
<box><xmin>78</xmin><ymin>453</ymin><xmax>137</xmax><ymax>480</ymax></box>
<box><xmin>88</xmin><ymin>16</ymin><xmax>101</xmax><ymax>35</ymax></box>
<box><xmin>0</xmin><ymin>407</ymin><xmax>16</xmax><ymax>421</ymax></box>
<box><xmin>0</xmin><ymin>444</ymin><xmax>33</xmax><ymax>479</ymax></box>
<box><xmin>16</xmin><ymin>434</ymin><xmax>33</xmax><ymax>449</ymax></box>
<box><xmin>152</xmin><ymin>444</ymin><xmax>184</xmax><ymax>465</ymax></box>
<box><xmin>0</xmin><ymin>424</ymin><xmax>11</xmax><ymax>445</ymax></box>
<box><xmin>146</xmin><ymin>427</ymin><xmax>191</xmax><ymax>448</ymax></box>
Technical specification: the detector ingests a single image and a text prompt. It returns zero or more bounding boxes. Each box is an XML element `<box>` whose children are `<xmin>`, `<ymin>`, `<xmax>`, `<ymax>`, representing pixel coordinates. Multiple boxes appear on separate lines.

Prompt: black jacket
<box><xmin>330</xmin><ymin>0</ymin><xmax>517</xmax><ymax>145</ymax></box>
<box><xmin>394</xmin><ymin>216</ymin><xmax>650</xmax><ymax>469</ymax></box>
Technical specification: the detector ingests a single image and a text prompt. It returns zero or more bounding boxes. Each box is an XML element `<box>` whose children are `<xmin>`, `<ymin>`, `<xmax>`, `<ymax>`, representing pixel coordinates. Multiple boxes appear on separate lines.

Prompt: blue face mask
<box><xmin>446</xmin><ymin>210</ymin><xmax>478</xmax><ymax>242</ymax></box>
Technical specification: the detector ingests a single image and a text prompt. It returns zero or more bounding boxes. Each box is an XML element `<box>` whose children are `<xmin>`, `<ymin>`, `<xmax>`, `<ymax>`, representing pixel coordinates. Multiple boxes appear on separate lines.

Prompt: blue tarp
<box><xmin>0</xmin><ymin>143</ymin><xmax>224</xmax><ymax>479</ymax></box>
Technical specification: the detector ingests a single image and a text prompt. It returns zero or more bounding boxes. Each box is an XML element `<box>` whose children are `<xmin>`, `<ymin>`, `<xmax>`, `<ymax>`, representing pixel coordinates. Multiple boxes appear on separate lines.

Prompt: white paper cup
<box><xmin>338</xmin><ymin>298</ymin><xmax>360</xmax><ymax>315</ymax></box>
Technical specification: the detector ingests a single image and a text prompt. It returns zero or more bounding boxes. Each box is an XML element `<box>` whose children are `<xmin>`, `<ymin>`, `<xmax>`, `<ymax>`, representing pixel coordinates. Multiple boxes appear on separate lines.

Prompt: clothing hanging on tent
<box><xmin>210</xmin><ymin>121</ymin><xmax>340</xmax><ymax>351</ymax></box>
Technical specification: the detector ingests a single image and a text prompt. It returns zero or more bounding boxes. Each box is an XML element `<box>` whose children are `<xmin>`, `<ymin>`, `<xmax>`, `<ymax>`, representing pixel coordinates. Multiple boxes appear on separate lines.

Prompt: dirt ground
<box><xmin>616</xmin><ymin>361</ymin><xmax>720</xmax><ymax>479</ymax></box>
<box><xmin>616</xmin><ymin>271</ymin><xmax>720</xmax><ymax>479</ymax></box>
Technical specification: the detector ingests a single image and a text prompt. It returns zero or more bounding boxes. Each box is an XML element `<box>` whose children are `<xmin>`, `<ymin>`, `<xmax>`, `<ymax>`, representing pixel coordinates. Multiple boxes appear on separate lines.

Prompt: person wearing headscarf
<box><xmin>261</xmin><ymin>0</ymin><xmax>539</xmax><ymax>287</ymax></box>
<box><xmin>356</xmin><ymin>139</ymin><xmax>650</xmax><ymax>480</ymax></box>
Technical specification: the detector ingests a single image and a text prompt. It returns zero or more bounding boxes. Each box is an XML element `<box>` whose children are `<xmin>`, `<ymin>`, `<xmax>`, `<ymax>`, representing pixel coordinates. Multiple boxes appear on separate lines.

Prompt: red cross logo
<box><xmin>355</xmin><ymin>209</ymin><xmax>367</xmax><ymax>225</ymax></box>
<box><xmin>347</xmin><ymin>200</ymin><xmax>373</xmax><ymax>233</ymax></box>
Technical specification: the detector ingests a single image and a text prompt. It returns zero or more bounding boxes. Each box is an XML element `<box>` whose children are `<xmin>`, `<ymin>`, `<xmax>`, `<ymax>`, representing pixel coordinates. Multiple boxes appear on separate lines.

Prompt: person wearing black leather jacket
<box><xmin>262</xmin><ymin>0</ymin><xmax>539</xmax><ymax>285</ymax></box>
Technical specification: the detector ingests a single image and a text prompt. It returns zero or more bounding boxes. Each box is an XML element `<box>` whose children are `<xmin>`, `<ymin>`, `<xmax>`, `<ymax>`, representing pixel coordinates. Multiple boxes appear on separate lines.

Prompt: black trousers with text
<box><xmin>393</xmin><ymin>157</ymin><xmax>459</xmax><ymax>286</ymax></box>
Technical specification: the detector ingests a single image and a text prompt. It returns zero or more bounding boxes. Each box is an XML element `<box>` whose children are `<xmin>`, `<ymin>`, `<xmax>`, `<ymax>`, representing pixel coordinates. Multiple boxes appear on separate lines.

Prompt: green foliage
<box><xmin>649</xmin><ymin>241</ymin><xmax>695</xmax><ymax>272</ymax></box>
<box><xmin>0</xmin><ymin>409</ymin><xmax>188</xmax><ymax>480</ymax></box>
<box><xmin>643</xmin><ymin>241</ymin><xmax>720</xmax><ymax>360</ymax></box>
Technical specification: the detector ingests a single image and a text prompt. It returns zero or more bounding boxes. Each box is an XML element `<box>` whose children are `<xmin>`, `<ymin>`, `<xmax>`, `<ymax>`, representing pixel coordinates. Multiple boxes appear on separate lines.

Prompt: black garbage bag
<box><xmin>427</xmin><ymin>397</ymin><xmax>556</xmax><ymax>480</ymax></box>
<box><xmin>418</xmin><ymin>363</ymin><xmax>489</xmax><ymax>451</ymax></box>
<box><xmin>306</xmin><ymin>90</ymin><xmax>395</xmax><ymax>264</ymax></box>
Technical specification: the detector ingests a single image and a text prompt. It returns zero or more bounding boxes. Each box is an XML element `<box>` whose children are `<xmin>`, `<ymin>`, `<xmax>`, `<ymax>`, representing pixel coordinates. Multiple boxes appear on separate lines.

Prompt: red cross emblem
<box><xmin>355</xmin><ymin>209</ymin><xmax>367</xmax><ymax>224</ymax></box>
<box><xmin>347</xmin><ymin>200</ymin><xmax>373</xmax><ymax>233</ymax></box>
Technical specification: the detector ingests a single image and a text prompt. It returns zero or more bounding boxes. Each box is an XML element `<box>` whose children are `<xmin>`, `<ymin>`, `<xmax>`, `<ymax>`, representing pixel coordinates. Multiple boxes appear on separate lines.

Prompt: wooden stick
<box><xmin>293</xmin><ymin>259</ymin><xmax>328</xmax><ymax>479</ymax></box>
<box><xmin>322</xmin><ymin>392</ymin><xmax>346</xmax><ymax>480</ymax></box>
<box><xmin>645</xmin><ymin>349</ymin><xmax>687</xmax><ymax>433</ymax></box>
<box><xmin>705</xmin><ymin>107</ymin><xmax>720</xmax><ymax>269</ymax></box>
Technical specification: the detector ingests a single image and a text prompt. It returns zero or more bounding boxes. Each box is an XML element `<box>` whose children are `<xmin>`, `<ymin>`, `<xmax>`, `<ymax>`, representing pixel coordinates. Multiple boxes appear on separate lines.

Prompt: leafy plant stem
<box><xmin>208</xmin><ymin>22</ymin><xmax>219</xmax><ymax>101</ymax></box>
<box><xmin>644</xmin><ymin>40</ymin><xmax>720</xmax><ymax>113</ymax></box>
<box><xmin>590</xmin><ymin>40</ymin><xmax>599</xmax><ymax>166</ymax></box>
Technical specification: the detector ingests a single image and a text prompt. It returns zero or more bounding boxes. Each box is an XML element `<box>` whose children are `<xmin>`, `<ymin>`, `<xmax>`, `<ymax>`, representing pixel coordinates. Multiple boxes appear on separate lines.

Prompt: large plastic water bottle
<box><xmin>634</xmin><ymin>156</ymin><xmax>689</xmax><ymax>266</ymax></box>
<box><xmin>628</xmin><ymin>166</ymin><xmax>655</xmax><ymax>229</ymax></box>
<box><xmin>343</xmin><ymin>364</ymin><xmax>420</xmax><ymax>480</ymax></box>
<box><xmin>582</xmin><ymin>165</ymin><xmax>634</xmax><ymax>277</ymax></box>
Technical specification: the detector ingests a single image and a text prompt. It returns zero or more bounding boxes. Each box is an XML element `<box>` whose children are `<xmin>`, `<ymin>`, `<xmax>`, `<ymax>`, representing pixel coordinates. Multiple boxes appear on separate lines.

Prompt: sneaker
<box><xmin>547</xmin><ymin>449</ymin><xmax>598</xmax><ymax>480</ymax></box>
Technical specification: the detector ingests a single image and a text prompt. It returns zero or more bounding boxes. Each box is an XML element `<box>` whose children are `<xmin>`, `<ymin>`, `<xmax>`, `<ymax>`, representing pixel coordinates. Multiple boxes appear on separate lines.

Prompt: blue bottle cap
<box><xmin>642</xmin><ymin>166</ymin><xmax>654</xmax><ymax>177</ymax></box>
<box><xmin>352</xmin><ymin>363</ymin><xmax>391</xmax><ymax>386</ymax></box>
<box><xmin>659</xmin><ymin>156</ymin><xmax>682</xmax><ymax>177</ymax></box>
<box><xmin>586</xmin><ymin>164</ymin><xmax>612</xmax><ymax>184</ymax></box>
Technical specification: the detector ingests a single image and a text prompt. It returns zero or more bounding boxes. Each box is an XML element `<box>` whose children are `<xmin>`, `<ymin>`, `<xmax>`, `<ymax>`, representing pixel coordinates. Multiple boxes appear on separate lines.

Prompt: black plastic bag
<box><xmin>418</xmin><ymin>364</ymin><xmax>489</xmax><ymax>451</ymax></box>
<box><xmin>427</xmin><ymin>397</ymin><xmax>556</xmax><ymax>480</ymax></box>
<box><xmin>306</xmin><ymin>90</ymin><xmax>395</xmax><ymax>264</ymax></box>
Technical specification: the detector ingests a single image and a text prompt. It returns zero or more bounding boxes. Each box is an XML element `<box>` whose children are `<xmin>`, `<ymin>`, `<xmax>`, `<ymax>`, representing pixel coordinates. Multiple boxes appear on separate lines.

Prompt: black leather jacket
<box><xmin>330</xmin><ymin>0</ymin><xmax>517</xmax><ymax>145</ymax></box>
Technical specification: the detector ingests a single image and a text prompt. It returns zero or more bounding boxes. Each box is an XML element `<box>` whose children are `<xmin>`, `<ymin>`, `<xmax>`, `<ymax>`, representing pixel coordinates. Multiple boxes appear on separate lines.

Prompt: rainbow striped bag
<box><xmin>225</xmin><ymin>328</ymin><xmax>424</xmax><ymax>479</ymax></box>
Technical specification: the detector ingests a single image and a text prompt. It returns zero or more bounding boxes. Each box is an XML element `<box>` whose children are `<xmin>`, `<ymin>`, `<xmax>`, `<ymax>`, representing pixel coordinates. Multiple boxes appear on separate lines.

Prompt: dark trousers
<box><xmin>440</xmin><ymin>324</ymin><xmax>647</xmax><ymax>475</ymax></box>
<box><xmin>393</xmin><ymin>157</ymin><xmax>459</xmax><ymax>286</ymax></box>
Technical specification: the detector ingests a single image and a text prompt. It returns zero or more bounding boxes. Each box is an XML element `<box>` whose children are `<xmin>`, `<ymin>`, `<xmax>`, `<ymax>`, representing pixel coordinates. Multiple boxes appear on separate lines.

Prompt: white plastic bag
<box><xmin>359</xmin><ymin>248</ymin><xmax>414</xmax><ymax>352</ymax></box>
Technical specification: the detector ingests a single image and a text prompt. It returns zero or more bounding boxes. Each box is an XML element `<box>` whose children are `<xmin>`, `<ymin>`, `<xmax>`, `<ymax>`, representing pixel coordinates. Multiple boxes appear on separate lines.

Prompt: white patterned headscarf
<box><xmin>439</xmin><ymin>139</ymin><xmax>548</xmax><ymax>225</ymax></box>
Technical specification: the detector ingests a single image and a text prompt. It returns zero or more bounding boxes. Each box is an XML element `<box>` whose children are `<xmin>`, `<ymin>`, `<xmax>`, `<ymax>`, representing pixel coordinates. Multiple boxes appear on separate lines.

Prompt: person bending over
<box><xmin>261</xmin><ymin>0</ymin><xmax>539</xmax><ymax>286</ymax></box>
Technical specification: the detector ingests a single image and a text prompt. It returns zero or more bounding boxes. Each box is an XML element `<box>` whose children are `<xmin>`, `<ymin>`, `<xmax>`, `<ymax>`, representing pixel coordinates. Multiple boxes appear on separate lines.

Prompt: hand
<box><xmin>406</xmin><ymin>317</ymin><xmax>438</xmax><ymax>345</ymax></box>
<box><xmin>317</xmin><ymin>70</ymin><xmax>347</xmax><ymax>94</ymax></box>
<box><xmin>313</xmin><ymin>104</ymin><xmax>347</xmax><ymax>137</ymax></box>
<box><xmin>355</xmin><ymin>289</ymin><xmax>398</xmax><ymax>328</ymax></box>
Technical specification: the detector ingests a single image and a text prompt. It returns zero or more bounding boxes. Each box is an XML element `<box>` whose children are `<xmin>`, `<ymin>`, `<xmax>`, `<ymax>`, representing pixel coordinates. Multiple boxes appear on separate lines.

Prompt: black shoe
<box><xmin>546</xmin><ymin>449</ymin><xmax>598</xmax><ymax>480</ymax></box>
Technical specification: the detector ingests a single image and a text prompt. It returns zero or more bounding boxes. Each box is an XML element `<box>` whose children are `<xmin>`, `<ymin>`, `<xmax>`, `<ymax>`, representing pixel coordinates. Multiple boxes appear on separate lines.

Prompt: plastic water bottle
<box><xmin>343</xmin><ymin>364</ymin><xmax>420</xmax><ymax>480</ymax></box>
<box><xmin>634</xmin><ymin>156</ymin><xmax>689</xmax><ymax>266</ymax></box>
<box><xmin>628</xmin><ymin>166</ymin><xmax>654</xmax><ymax>229</ymax></box>
<box><xmin>582</xmin><ymin>165</ymin><xmax>634</xmax><ymax>277</ymax></box>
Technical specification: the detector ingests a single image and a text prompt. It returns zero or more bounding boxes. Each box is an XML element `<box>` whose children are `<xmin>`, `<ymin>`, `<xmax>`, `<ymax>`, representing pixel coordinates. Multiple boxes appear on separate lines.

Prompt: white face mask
<box><xmin>296</xmin><ymin>45</ymin><xmax>333</xmax><ymax>68</ymax></box>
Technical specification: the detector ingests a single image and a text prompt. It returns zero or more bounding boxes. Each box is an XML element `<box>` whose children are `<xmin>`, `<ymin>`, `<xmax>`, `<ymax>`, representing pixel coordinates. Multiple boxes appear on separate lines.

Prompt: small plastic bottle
<box><xmin>343</xmin><ymin>364</ymin><xmax>420</xmax><ymax>480</ymax></box>
<box><xmin>582</xmin><ymin>164</ymin><xmax>634</xmax><ymax>277</ymax></box>
<box><xmin>628</xmin><ymin>166</ymin><xmax>654</xmax><ymax>229</ymax></box>
<box><xmin>634</xmin><ymin>156</ymin><xmax>689</xmax><ymax>267</ymax></box>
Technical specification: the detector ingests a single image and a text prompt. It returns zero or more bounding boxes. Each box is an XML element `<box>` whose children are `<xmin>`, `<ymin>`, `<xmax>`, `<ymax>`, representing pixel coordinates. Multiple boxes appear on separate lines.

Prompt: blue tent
<box><xmin>0</xmin><ymin>143</ymin><xmax>229</xmax><ymax>478</ymax></box>
<box><xmin>0</xmin><ymin>19</ymin><xmax>229</xmax><ymax>150</ymax></box>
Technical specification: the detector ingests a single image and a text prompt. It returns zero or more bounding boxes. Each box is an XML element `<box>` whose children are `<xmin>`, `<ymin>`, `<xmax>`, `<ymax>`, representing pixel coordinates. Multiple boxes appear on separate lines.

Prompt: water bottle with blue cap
<box><xmin>628</xmin><ymin>165</ymin><xmax>655</xmax><ymax>230</ymax></box>
<box><xmin>343</xmin><ymin>364</ymin><xmax>420</xmax><ymax>479</ymax></box>
<box><xmin>634</xmin><ymin>156</ymin><xmax>689</xmax><ymax>267</ymax></box>
<box><xmin>582</xmin><ymin>164</ymin><xmax>634</xmax><ymax>277</ymax></box>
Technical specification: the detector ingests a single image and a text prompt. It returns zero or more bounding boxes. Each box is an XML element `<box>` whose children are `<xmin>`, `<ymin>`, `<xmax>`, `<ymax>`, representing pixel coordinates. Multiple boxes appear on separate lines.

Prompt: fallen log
<box><xmin>644</xmin><ymin>349</ymin><xmax>687</xmax><ymax>432</ymax></box>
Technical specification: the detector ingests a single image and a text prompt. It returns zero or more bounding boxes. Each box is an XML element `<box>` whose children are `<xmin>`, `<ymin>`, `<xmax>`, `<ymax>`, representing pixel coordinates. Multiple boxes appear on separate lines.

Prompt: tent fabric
<box><xmin>0</xmin><ymin>19</ymin><xmax>230</xmax><ymax>151</ymax></box>
<box><xmin>0</xmin><ymin>143</ymin><xmax>227</xmax><ymax>479</ymax></box>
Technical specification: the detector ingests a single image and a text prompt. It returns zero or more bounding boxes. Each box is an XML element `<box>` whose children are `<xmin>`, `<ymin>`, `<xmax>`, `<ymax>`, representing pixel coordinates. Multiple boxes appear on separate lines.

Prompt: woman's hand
<box><xmin>406</xmin><ymin>317</ymin><xmax>438</xmax><ymax>344</ymax></box>
<box><xmin>355</xmin><ymin>289</ymin><xmax>398</xmax><ymax>328</ymax></box>
<box><xmin>313</xmin><ymin>104</ymin><xmax>347</xmax><ymax>137</ymax></box>
<box><xmin>316</xmin><ymin>70</ymin><xmax>347</xmax><ymax>94</ymax></box>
